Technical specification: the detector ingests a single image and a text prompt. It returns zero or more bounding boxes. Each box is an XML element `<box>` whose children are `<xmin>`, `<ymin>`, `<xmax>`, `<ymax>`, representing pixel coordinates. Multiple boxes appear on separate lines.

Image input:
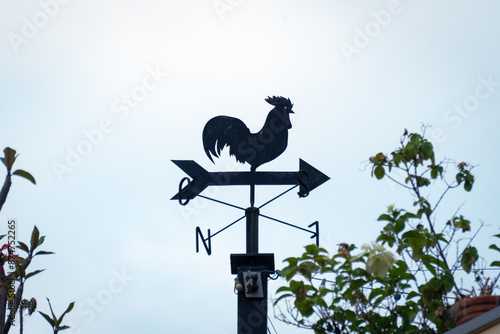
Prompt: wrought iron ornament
<box><xmin>171</xmin><ymin>96</ymin><xmax>330</xmax><ymax>253</ymax></box>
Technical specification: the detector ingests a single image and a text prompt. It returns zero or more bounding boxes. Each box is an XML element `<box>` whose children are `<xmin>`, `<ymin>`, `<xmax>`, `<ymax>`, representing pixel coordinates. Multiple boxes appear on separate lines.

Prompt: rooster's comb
<box><xmin>265</xmin><ymin>96</ymin><xmax>293</xmax><ymax>109</ymax></box>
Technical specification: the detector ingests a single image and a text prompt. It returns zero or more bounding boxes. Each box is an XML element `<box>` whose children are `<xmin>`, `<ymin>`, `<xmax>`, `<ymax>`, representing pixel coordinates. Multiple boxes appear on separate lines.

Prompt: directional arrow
<box><xmin>171</xmin><ymin>159</ymin><xmax>330</xmax><ymax>201</ymax></box>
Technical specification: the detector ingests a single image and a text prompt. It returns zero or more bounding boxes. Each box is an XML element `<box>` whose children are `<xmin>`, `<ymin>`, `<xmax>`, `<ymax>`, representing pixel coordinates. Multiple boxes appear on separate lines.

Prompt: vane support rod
<box><xmin>246</xmin><ymin>206</ymin><xmax>259</xmax><ymax>254</ymax></box>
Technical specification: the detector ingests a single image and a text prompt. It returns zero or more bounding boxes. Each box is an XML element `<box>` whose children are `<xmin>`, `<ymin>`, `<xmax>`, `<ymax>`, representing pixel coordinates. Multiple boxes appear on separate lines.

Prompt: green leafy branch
<box><xmin>275</xmin><ymin>128</ymin><xmax>490</xmax><ymax>334</ymax></box>
<box><xmin>0</xmin><ymin>147</ymin><xmax>35</xmax><ymax>212</ymax></box>
<box><xmin>0</xmin><ymin>226</ymin><xmax>54</xmax><ymax>334</ymax></box>
<box><xmin>39</xmin><ymin>298</ymin><xmax>74</xmax><ymax>334</ymax></box>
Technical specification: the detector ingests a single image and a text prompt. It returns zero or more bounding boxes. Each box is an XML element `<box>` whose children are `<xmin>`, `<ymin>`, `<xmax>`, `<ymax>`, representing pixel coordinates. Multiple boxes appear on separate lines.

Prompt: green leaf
<box><xmin>28</xmin><ymin>298</ymin><xmax>37</xmax><ymax>315</ymax></box>
<box><xmin>289</xmin><ymin>280</ymin><xmax>305</xmax><ymax>294</ymax></box>
<box><xmin>368</xmin><ymin>288</ymin><xmax>385</xmax><ymax>302</ymax></box>
<box><xmin>39</xmin><ymin>311</ymin><xmax>56</xmax><ymax>327</ymax></box>
<box><xmin>298</xmin><ymin>261</ymin><xmax>318</xmax><ymax>280</ymax></box>
<box><xmin>30</xmin><ymin>226</ymin><xmax>40</xmax><ymax>252</ymax></box>
<box><xmin>281</xmin><ymin>266</ymin><xmax>297</xmax><ymax>281</ymax></box>
<box><xmin>296</xmin><ymin>299</ymin><xmax>314</xmax><ymax>317</ymax></box>
<box><xmin>400</xmin><ymin>301</ymin><xmax>418</xmax><ymax>323</ymax></box>
<box><xmin>422</xmin><ymin>261</ymin><xmax>437</xmax><ymax>276</ymax></box>
<box><xmin>378</xmin><ymin>214</ymin><xmax>394</xmax><ymax>223</ymax></box>
<box><xmin>304</xmin><ymin>244</ymin><xmax>327</xmax><ymax>256</ymax></box>
<box><xmin>15</xmin><ymin>261</ymin><xmax>26</xmax><ymax>278</ymax></box>
<box><xmin>35</xmin><ymin>250</ymin><xmax>54</xmax><ymax>256</ymax></box>
<box><xmin>416</xmin><ymin>176</ymin><xmax>430</xmax><ymax>187</ymax></box>
<box><xmin>0</xmin><ymin>234</ymin><xmax>5</xmax><ymax>241</ymax></box>
<box><xmin>374</xmin><ymin>166</ymin><xmax>385</xmax><ymax>180</ymax></box>
<box><xmin>491</xmin><ymin>261</ymin><xmax>500</xmax><ymax>267</ymax></box>
<box><xmin>276</xmin><ymin>286</ymin><xmax>292</xmax><ymax>293</ymax></box>
<box><xmin>428</xmin><ymin>277</ymin><xmax>441</xmax><ymax>291</ymax></box>
<box><xmin>421</xmin><ymin>142</ymin><xmax>434</xmax><ymax>160</ymax></box>
<box><xmin>17</xmin><ymin>242</ymin><xmax>30</xmax><ymax>253</ymax></box>
<box><xmin>283</xmin><ymin>257</ymin><xmax>298</xmax><ymax>267</ymax></box>
<box><xmin>377</xmin><ymin>233</ymin><xmax>395</xmax><ymax>247</ymax></box>
<box><xmin>393</xmin><ymin>153</ymin><xmax>403</xmax><ymax>167</ymax></box>
<box><xmin>46</xmin><ymin>298</ymin><xmax>57</xmax><ymax>323</ymax></box>
<box><xmin>38</xmin><ymin>236</ymin><xmax>45</xmax><ymax>247</ymax></box>
<box><xmin>311</xmin><ymin>295</ymin><xmax>328</xmax><ymax>308</ymax></box>
<box><xmin>273</xmin><ymin>293</ymin><xmax>293</xmax><ymax>305</ymax></box>
<box><xmin>453</xmin><ymin>216</ymin><xmax>471</xmax><ymax>232</ymax></box>
<box><xmin>464</xmin><ymin>181</ymin><xmax>473</xmax><ymax>192</ymax></box>
<box><xmin>431</xmin><ymin>168</ymin><xmax>438</xmax><ymax>179</ymax></box>
<box><xmin>2</xmin><ymin>147</ymin><xmax>17</xmax><ymax>172</ymax></box>
<box><xmin>410</xmin><ymin>133</ymin><xmax>421</xmax><ymax>144</ymax></box>
<box><xmin>344</xmin><ymin>309</ymin><xmax>358</xmax><ymax>324</ymax></box>
<box><xmin>25</xmin><ymin>269</ymin><xmax>45</xmax><ymax>280</ymax></box>
<box><xmin>58</xmin><ymin>302</ymin><xmax>75</xmax><ymax>325</ymax></box>
<box><xmin>12</xmin><ymin>169</ymin><xmax>36</xmax><ymax>185</ymax></box>
<box><xmin>394</xmin><ymin>218</ymin><xmax>405</xmax><ymax>234</ymax></box>
<box><xmin>461</xmin><ymin>246</ymin><xmax>478</xmax><ymax>273</ymax></box>
<box><xmin>405</xmin><ymin>143</ymin><xmax>416</xmax><ymax>160</ymax></box>
<box><xmin>489</xmin><ymin>244</ymin><xmax>500</xmax><ymax>252</ymax></box>
<box><xmin>406</xmin><ymin>291</ymin><xmax>419</xmax><ymax>300</ymax></box>
<box><xmin>442</xmin><ymin>272</ymin><xmax>455</xmax><ymax>291</ymax></box>
<box><xmin>464</xmin><ymin>172</ymin><xmax>474</xmax><ymax>183</ymax></box>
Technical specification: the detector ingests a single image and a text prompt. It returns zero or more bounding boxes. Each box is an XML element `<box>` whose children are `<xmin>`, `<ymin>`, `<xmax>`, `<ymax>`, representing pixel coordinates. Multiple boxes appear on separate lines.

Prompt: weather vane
<box><xmin>171</xmin><ymin>96</ymin><xmax>329</xmax><ymax>334</ymax></box>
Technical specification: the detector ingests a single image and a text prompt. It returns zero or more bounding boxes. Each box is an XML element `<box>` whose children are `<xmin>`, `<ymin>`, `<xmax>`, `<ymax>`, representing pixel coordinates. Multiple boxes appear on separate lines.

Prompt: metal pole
<box><xmin>246</xmin><ymin>207</ymin><xmax>259</xmax><ymax>254</ymax></box>
<box><xmin>232</xmin><ymin>206</ymin><xmax>270</xmax><ymax>334</ymax></box>
<box><xmin>237</xmin><ymin>269</ymin><xmax>269</xmax><ymax>334</ymax></box>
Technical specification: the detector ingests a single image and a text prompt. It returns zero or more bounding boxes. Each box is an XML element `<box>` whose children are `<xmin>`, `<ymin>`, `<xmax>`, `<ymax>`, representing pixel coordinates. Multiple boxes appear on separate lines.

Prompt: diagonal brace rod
<box><xmin>210</xmin><ymin>215</ymin><xmax>246</xmax><ymax>239</ymax></box>
<box><xmin>198</xmin><ymin>194</ymin><xmax>246</xmax><ymax>211</ymax></box>
<box><xmin>259</xmin><ymin>213</ymin><xmax>315</xmax><ymax>235</ymax></box>
<box><xmin>258</xmin><ymin>185</ymin><xmax>298</xmax><ymax>210</ymax></box>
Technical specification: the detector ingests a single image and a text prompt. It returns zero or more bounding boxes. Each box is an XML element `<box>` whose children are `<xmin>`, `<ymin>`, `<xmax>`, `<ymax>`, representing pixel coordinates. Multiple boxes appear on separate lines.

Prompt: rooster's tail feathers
<box><xmin>202</xmin><ymin>116</ymin><xmax>250</xmax><ymax>164</ymax></box>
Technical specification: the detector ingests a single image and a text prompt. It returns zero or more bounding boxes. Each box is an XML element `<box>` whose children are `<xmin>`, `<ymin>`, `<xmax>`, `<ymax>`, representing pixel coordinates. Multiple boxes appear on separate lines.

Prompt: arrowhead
<box><xmin>299</xmin><ymin>159</ymin><xmax>330</xmax><ymax>193</ymax></box>
<box><xmin>171</xmin><ymin>160</ymin><xmax>213</xmax><ymax>200</ymax></box>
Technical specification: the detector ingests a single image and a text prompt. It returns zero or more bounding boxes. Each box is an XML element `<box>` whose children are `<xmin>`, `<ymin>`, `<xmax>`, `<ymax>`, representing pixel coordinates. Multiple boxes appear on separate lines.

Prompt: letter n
<box><xmin>196</xmin><ymin>226</ymin><xmax>211</xmax><ymax>255</ymax></box>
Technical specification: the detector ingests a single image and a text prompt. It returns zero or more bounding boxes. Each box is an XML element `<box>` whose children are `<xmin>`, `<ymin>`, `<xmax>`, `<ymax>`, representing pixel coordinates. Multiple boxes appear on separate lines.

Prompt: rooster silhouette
<box><xmin>202</xmin><ymin>96</ymin><xmax>294</xmax><ymax>172</ymax></box>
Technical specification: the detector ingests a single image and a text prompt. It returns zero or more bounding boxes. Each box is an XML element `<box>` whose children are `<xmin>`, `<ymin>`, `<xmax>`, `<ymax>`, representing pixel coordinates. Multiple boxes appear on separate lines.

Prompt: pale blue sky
<box><xmin>1</xmin><ymin>1</ymin><xmax>500</xmax><ymax>333</ymax></box>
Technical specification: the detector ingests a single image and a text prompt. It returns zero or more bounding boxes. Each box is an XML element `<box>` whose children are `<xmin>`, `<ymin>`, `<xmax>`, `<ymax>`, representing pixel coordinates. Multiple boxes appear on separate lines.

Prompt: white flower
<box><xmin>357</xmin><ymin>242</ymin><xmax>395</xmax><ymax>277</ymax></box>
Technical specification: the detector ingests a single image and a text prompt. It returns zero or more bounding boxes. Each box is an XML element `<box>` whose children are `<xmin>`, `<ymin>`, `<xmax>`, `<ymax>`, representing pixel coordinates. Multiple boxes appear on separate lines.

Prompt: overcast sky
<box><xmin>1</xmin><ymin>1</ymin><xmax>500</xmax><ymax>333</ymax></box>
